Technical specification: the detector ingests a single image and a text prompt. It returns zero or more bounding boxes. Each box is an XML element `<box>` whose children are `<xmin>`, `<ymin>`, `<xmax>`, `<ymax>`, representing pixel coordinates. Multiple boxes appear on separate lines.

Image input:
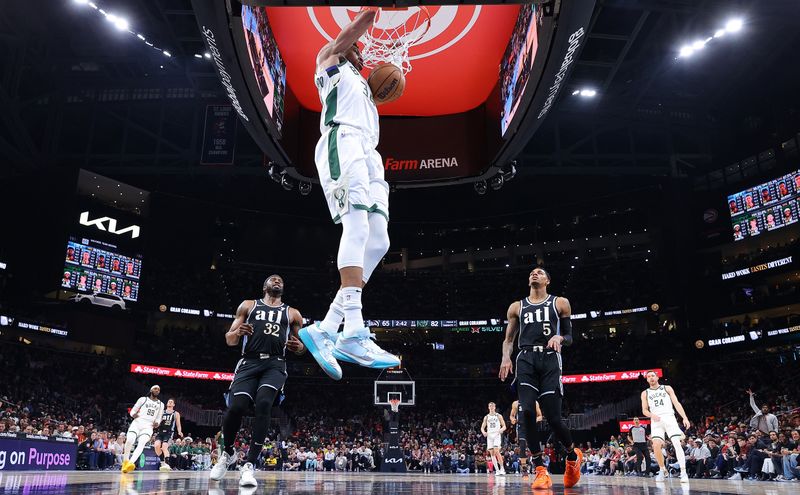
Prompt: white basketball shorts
<box><xmin>315</xmin><ymin>124</ymin><xmax>389</xmax><ymax>224</ymax></box>
<box><xmin>650</xmin><ymin>414</ymin><xmax>683</xmax><ymax>441</ymax></box>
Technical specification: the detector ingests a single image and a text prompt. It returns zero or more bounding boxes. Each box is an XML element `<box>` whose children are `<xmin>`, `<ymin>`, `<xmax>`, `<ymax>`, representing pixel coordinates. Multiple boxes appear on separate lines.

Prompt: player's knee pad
<box><xmin>366</xmin><ymin>215</ymin><xmax>390</xmax><ymax>256</ymax></box>
<box><xmin>338</xmin><ymin>210</ymin><xmax>369</xmax><ymax>269</ymax></box>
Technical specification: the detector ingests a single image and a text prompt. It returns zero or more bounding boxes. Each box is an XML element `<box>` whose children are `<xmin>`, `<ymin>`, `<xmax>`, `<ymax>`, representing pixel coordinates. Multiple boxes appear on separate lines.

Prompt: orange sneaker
<box><xmin>532</xmin><ymin>466</ymin><xmax>553</xmax><ymax>490</ymax></box>
<box><xmin>563</xmin><ymin>448</ymin><xmax>583</xmax><ymax>488</ymax></box>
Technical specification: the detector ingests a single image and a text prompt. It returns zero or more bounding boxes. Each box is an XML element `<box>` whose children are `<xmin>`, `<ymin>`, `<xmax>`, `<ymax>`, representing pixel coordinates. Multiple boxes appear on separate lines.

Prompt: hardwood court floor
<box><xmin>0</xmin><ymin>470</ymin><xmax>796</xmax><ymax>495</ymax></box>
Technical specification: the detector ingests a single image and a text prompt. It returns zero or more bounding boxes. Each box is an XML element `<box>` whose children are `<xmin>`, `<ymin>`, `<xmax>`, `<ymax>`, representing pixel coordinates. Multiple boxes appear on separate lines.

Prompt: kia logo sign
<box><xmin>384</xmin><ymin>458</ymin><xmax>404</xmax><ymax>463</ymax></box>
<box><xmin>79</xmin><ymin>211</ymin><xmax>140</xmax><ymax>239</ymax></box>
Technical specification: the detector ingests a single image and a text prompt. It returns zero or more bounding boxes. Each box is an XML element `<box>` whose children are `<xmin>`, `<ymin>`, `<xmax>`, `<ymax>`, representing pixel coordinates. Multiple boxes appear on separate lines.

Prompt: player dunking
<box><xmin>481</xmin><ymin>402</ymin><xmax>507</xmax><ymax>475</ymax></box>
<box><xmin>641</xmin><ymin>370</ymin><xmax>691</xmax><ymax>483</ymax></box>
<box><xmin>510</xmin><ymin>399</ymin><xmax>542</xmax><ymax>476</ymax></box>
<box><xmin>499</xmin><ymin>267</ymin><xmax>582</xmax><ymax>489</ymax></box>
<box><xmin>209</xmin><ymin>275</ymin><xmax>305</xmax><ymax>488</ymax></box>
<box><xmin>299</xmin><ymin>8</ymin><xmax>400</xmax><ymax>380</ymax></box>
<box><xmin>154</xmin><ymin>398</ymin><xmax>182</xmax><ymax>471</ymax></box>
<box><xmin>121</xmin><ymin>385</ymin><xmax>164</xmax><ymax>473</ymax></box>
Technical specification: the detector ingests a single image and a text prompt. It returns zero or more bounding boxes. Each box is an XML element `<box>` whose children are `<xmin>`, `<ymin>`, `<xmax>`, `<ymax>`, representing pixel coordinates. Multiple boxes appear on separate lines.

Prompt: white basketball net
<box><xmin>360</xmin><ymin>7</ymin><xmax>431</xmax><ymax>75</ymax></box>
<box><xmin>389</xmin><ymin>399</ymin><xmax>401</xmax><ymax>413</ymax></box>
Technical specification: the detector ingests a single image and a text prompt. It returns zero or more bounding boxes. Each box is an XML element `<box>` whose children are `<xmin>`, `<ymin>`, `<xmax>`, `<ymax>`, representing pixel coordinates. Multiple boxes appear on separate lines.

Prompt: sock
<box><xmin>124</xmin><ymin>434</ymin><xmax>136</xmax><ymax>461</ymax></box>
<box><xmin>672</xmin><ymin>438</ymin><xmax>686</xmax><ymax>471</ymax></box>
<box><xmin>341</xmin><ymin>287</ymin><xmax>364</xmax><ymax>337</ymax></box>
<box><xmin>319</xmin><ymin>289</ymin><xmax>344</xmax><ymax>336</ymax></box>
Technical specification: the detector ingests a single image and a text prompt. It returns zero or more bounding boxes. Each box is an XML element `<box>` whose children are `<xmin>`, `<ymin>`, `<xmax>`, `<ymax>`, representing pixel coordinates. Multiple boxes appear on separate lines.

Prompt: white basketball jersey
<box><xmin>646</xmin><ymin>385</ymin><xmax>675</xmax><ymax>417</ymax></box>
<box><xmin>315</xmin><ymin>60</ymin><xmax>379</xmax><ymax>143</ymax></box>
<box><xmin>137</xmin><ymin>397</ymin><xmax>163</xmax><ymax>422</ymax></box>
<box><xmin>486</xmin><ymin>413</ymin><xmax>502</xmax><ymax>434</ymax></box>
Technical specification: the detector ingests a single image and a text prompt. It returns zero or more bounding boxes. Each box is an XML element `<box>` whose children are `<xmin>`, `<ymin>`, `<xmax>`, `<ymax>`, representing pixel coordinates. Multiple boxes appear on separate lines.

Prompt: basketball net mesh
<box><xmin>360</xmin><ymin>7</ymin><xmax>431</xmax><ymax>74</ymax></box>
<box><xmin>389</xmin><ymin>399</ymin><xmax>400</xmax><ymax>413</ymax></box>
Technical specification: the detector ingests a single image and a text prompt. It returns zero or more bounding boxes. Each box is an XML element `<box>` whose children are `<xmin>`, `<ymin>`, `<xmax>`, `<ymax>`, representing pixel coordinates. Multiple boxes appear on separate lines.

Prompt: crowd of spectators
<box><xmin>2</xmin><ymin>328</ymin><xmax>797</xmax><ymax>484</ymax></box>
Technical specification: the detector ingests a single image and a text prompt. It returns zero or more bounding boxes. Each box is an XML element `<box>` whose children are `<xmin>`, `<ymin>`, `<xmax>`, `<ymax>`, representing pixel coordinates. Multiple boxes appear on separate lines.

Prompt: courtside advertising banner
<box><xmin>0</xmin><ymin>433</ymin><xmax>77</xmax><ymax>471</ymax></box>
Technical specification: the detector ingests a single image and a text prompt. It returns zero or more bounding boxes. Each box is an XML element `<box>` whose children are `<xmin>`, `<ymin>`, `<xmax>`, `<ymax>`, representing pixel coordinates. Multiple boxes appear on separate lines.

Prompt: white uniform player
<box><xmin>121</xmin><ymin>385</ymin><xmax>164</xmax><ymax>473</ymax></box>
<box><xmin>299</xmin><ymin>8</ymin><xmax>399</xmax><ymax>382</ymax></box>
<box><xmin>641</xmin><ymin>371</ymin><xmax>691</xmax><ymax>483</ymax></box>
<box><xmin>314</xmin><ymin>59</ymin><xmax>387</xmax><ymax>225</ymax></box>
<box><xmin>645</xmin><ymin>385</ymin><xmax>682</xmax><ymax>441</ymax></box>
<box><xmin>486</xmin><ymin>413</ymin><xmax>503</xmax><ymax>449</ymax></box>
<box><xmin>481</xmin><ymin>402</ymin><xmax>507</xmax><ymax>475</ymax></box>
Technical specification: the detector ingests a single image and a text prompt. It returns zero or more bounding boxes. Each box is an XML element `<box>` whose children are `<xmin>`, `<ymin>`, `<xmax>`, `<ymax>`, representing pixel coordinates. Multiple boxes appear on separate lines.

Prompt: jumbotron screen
<box><xmin>728</xmin><ymin>169</ymin><xmax>800</xmax><ymax>241</ymax></box>
<box><xmin>500</xmin><ymin>3</ymin><xmax>539</xmax><ymax>136</ymax></box>
<box><xmin>62</xmin><ymin>237</ymin><xmax>142</xmax><ymax>302</ymax></box>
<box><xmin>241</xmin><ymin>5</ymin><xmax>287</xmax><ymax>134</ymax></box>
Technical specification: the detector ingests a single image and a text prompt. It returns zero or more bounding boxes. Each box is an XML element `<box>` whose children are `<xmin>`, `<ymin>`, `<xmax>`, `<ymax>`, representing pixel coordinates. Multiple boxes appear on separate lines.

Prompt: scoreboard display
<box><xmin>62</xmin><ymin>237</ymin><xmax>142</xmax><ymax>302</ymax></box>
<box><xmin>728</xmin><ymin>169</ymin><xmax>800</xmax><ymax>241</ymax></box>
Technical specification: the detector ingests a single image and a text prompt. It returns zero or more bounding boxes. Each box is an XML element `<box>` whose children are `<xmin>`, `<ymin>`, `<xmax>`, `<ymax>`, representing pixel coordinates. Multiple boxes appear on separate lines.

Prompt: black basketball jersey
<box><xmin>518</xmin><ymin>295</ymin><xmax>560</xmax><ymax>348</ymax></box>
<box><xmin>242</xmin><ymin>299</ymin><xmax>290</xmax><ymax>356</ymax></box>
<box><xmin>159</xmin><ymin>410</ymin><xmax>175</xmax><ymax>433</ymax></box>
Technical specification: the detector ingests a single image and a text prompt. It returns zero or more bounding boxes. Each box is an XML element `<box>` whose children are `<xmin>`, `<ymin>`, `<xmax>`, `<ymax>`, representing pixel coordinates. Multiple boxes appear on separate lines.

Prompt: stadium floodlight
<box><xmin>725</xmin><ymin>18</ymin><xmax>743</xmax><ymax>33</ymax></box>
<box><xmin>691</xmin><ymin>39</ymin><xmax>706</xmax><ymax>50</ymax></box>
<box><xmin>74</xmin><ymin>0</ymin><xmax>89</xmax><ymax>5</ymax></box>
<box><xmin>713</xmin><ymin>29</ymin><xmax>726</xmax><ymax>38</ymax></box>
<box><xmin>163</xmin><ymin>51</ymin><xmax>172</xmax><ymax>57</ymax></box>
<box><xmin>204</xmin><ymin>52</ymin><xmax>211</xmax><ymax>59</ymax></box>
<box><xmin>578</xmin><ymin>88</ymin><xmax>597</xmax><ymax>98</ymax></box>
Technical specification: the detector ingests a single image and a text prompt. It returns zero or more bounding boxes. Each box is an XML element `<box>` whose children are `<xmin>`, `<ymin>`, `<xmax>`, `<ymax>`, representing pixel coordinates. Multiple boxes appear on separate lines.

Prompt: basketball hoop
<box><xmin>360</xmin><ymin>6</ymin><xmax>431</xmax><ymax>75</ymax></box>
<box><xmin>389</xmin><ymin>398</ymin><xmax>401</xmax><ymax>413</ymax></box>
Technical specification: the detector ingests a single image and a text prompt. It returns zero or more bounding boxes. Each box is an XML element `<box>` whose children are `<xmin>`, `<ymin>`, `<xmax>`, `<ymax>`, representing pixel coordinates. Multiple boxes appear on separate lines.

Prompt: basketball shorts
<box><xmin>155</xmin><ymin>431</ymin><xmax>173</xmax><ymax>443</ymax></box>
<box><xmin>514</xmin><ymin>349</ymin><xmax>563</xmax><ymax>398</ymax></box>
<box><xmin>228</xmin><ymin>356</ymin><xmax>287</xmax><ymax>403</ymax></box>
<box><xmin>127</xmin><ymin>419</ymin><xmax>155</xmax><ymax>441</ymax></box>
<box><xmin>650</xmin><ymin>414</ymin><xmax>683</xmax><ymax>441</ymax></box>
<box><xmin>487</xmin><ymin>433</ymin><xmax>502</xmax><ymax>450</ymax></box>
<box><xmin>315</xmin><ymin>124</ymin><xmax>389</xmax><ymax>224</ymax></box>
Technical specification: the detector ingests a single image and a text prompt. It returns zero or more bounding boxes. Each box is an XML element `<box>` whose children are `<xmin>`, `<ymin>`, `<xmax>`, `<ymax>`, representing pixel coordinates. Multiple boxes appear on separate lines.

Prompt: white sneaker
<box><xmin>239</xmin><ymin>462</ymin><xmax>257</xmax><ymax>487</ymax></box>
<box><xmin>728</xmin><ymin>473</ymin><xmax>742</xmax><ymax>480</ymax></box>
<box><xmin>209</xmin><ymin>450</ymin><xmax>235</xmax><ymax>481</ymax></box>
<box><xmin>159</xmin><ymin>461</ymin><xmax>171</xmax><ymax>471</ymax></box>
<box><xmin>299</xmin><ymin>324</ymin><xmax>342</xmax><ymax>380</ymax></box>
<box><xmin>497</xmin><ymin>469</ymin><xmax>506</xmax><ymax>475</ymax></box>
<box><xmin>654</xmin><ymin>471</ymin><xmax>666</xmax><ymax>482</ymax></box>
<box><xmin>680</xmin><ymin>472</ymin><xmax>689</xmax><ymax>483</ymax></box>
<box><xmin>333</xmin><ymin>329</ymin><xmax>400</xmax><ymax>368</ymax></box>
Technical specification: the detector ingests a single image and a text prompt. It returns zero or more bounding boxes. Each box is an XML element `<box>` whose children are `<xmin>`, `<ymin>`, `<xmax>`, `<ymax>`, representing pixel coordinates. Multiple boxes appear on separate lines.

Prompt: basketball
<box><xmin>368</xmin><ymin>63</ymin><xmax>405</xmax><ymax>105</ymax></box>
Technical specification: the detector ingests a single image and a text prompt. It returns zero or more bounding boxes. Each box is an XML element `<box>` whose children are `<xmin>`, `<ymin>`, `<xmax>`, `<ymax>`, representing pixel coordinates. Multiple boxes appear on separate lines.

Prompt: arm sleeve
<box><xmin>130</xmin><ymin>397</ymin><xmax>146</xmax><ymax>418</ymax></box>
<box><xmin>749</xmin><ymin>394</ymin><xmax>760</xmax><ymax>415</ymax></box>
<box><xmin>558</xmin><ymin>317</ymin><xmax>573</xmax><ymax>346</ymax></box>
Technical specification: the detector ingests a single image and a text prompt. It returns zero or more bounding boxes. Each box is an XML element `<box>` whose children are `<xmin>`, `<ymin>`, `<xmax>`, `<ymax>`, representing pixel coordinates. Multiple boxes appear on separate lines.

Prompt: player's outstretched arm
<box><xmin>175</xmin><ymin>412</ymin><xmax>183</xmax><ymax>437</ymax></box>
<box><xmin>499</xmin><ymin>301</ymin><xmax>520</xmax><ymax>381</ymax></box>
<box><xmin>535</xmin><ymin>401</ymin><xmax>543</xmax><ymax>422</ymax></box>
<box><xmin>666</xmin><ymin>386</ymin><xmax>690</xmax><ymax>428</ymax></box>
<box><xmin>317</xmin><ymin>9</ymin><xmax>377</xmax><ymax>66</ymax></box>
<box><xmin>225</xmin><ymin>300</ymin><xmax>254</xmax><ymax>347</ymax></box>
<box><xmin>286</xmin><ymin>307</ymin><xmax>306</xmax><ymax>355</ymax></box>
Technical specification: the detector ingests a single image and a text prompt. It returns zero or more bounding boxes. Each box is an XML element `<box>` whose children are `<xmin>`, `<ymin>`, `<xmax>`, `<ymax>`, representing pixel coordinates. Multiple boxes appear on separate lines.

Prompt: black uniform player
<box><xmin>510</xmin><ymin>399</ymin><xmax>542</xmax><ymax>476</ymax></box>
<box><xmin>499</xmin><ymin>267</ymin><xmax>582</xmax><ymax>489</ymax></box>
<box><xmin>154</xmin><ymin>398</ymin><xmax>182</xmax><ymax>471</ymax></box>
<box><xmin>209</xmin><ymin>274</ymin><xmax>305</xmax><ymax>488</ymax></box>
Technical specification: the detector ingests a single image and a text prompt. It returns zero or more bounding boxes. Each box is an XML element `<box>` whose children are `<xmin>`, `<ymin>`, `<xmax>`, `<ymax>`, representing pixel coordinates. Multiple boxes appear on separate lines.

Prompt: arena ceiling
<box><xmin>1</xmin><ymin>0</ymin><xmax>799</xmax><ymax>183</ymax></box>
